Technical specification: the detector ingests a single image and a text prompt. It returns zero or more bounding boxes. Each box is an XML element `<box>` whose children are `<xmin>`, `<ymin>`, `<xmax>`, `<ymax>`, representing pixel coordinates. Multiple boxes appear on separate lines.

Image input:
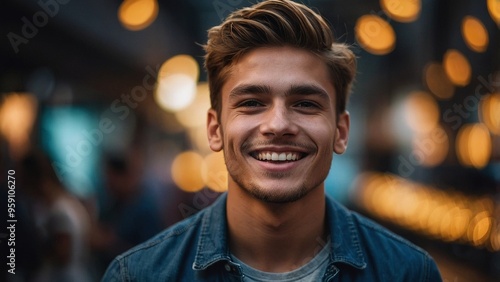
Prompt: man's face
<box><xmin>207</xmin><ymin>46</ymin><xmax>349</xmax><ymax>203</ymax></box>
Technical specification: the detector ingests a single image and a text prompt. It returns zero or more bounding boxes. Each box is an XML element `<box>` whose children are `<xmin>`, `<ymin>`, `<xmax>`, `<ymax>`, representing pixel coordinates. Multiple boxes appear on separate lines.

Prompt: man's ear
<box><xmin>207</xmin><ymin>108</ymin><xmax>223</xmax><ymax>152</ymax></box>
<box><xmin>333</xmin><ymin>111</ymin><xmax>350</xmax><ymax>154</ymax></box>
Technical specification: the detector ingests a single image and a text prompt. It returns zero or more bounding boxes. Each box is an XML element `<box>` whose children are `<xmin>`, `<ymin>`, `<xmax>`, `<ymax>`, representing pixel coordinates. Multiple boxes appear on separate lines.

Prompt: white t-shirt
<box><xmin>230</xmin><ymin>241</ymin><xmax>331</xmax><ymax>282</ymax></box>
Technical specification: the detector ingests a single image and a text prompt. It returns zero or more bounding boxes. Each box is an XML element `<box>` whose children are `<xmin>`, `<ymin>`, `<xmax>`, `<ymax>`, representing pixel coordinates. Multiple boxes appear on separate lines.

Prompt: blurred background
<box><xmin>0</xmin><ymin>0</ymin><xmax>499</xmax><ymax>281</ymax></box>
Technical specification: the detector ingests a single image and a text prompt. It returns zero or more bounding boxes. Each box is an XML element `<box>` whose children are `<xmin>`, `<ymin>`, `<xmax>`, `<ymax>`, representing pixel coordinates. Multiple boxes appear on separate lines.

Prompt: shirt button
<box><xmin>224</xmin><ymin>264</ymin><xmax>232</xmax><ymax>272</ymax></box>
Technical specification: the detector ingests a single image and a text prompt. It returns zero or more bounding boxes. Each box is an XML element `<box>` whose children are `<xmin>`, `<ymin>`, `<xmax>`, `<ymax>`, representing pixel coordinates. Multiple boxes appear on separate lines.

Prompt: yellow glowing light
<box><xmin>469</xmin><ymin>212</ymin><xmax>492</xmax><ymax>246</ymax></box>
<box><xmin>355</xmin><ymin>15</ymin><xmax>396</xmax><ymax>55</ymax></box>
<box><xmin>424</xmin><ymin>62</ymin><xmax>455</xmax><ymax>99</ymax></box>
<box><xmin>175</xmin><ymin>83</ymin><xmax>211</xmax><ymax>128</ymax></box>
<box><xmin>202</xmin><ymin>151</ymin><xmax>228</xmax><ymax>192</ymax></box>
<box><xmin>443</xmin><ymin>49</ymin><xmax>471</xmax><ymax>86</ymax></box>
<box><xmin>155</xmin><ymin>73</ymin><xmax>197</xmax><ymax>112</ymax></box>
<box><xmin>487</xmin><ymin>0</ymin><xmax>500</xmax><ymax>25</ymax></box>
<box><xmin>353</xmin><ymin>171</ymin><xmax>499</xmax><ymax>250</ymax></box>
<box><xmin>0</xmin><ymin>93</ymin><xmax>38</xmax><ymax>159</ymax></box>
<box><xmin>171</xmin><ymin>151</ymin><xmax>205</xmax><ymax>192</ymax></box>
<box><xmin>380</xmin><ymin>0</ymin><xmax>421</xmax><ymax>22</ymax></box>
<box><xmin>118</xmin><ymin>0</ymin><xmax>159</xmax><ymax>31</ymax></box>
<box><xmin>404</xmin><ymin>91</ymin><xmax>440</xmax><ymax>134</ymax></box>
<box><xmin>456</xmin><ymin>124</ymin><xmax>491</xmax><ymax>168</ymax></box>
<box><xmin>187</xmin><ymin>126</ymin><xmax>211</xmax><ymax>155</ymax></box>
<box><xmin>155</xmin><ymin>55</ymin><xmax>200</xmax><ymax>112</ymax></box>
<box><xmin>480</xmin><ymin>93</ymin><xmax>500</xmax><ymax>135</ymax></box>
<box><xmin>159</xmin><ymin>55</ymin><xmax>200</xmax><ymax>82</ymax></box>
<box><xmin>461</xmin><ymin>16</ymin><xmax>489</xmax><ymax>53</ymax></box>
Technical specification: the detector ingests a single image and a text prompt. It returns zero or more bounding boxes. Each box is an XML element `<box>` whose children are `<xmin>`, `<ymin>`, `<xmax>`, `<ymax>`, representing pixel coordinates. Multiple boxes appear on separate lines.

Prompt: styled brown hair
<box><xmin>204</xmin><ymin>0</ymin><xmax>356</xmax><ymax>116</ymax></box>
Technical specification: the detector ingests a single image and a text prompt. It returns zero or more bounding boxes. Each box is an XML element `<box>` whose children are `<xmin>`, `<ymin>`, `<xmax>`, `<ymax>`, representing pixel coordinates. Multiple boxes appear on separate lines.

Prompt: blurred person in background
<box><xmin>20</xmin><ymin>150</ymin><xmax>93</xmax><ymax>282</ymax></box>
<box><xmin>103</xmin><ymin>0</ymin><xmax>442</xmax><ymax>281</ymax></box>
<box><xmin>92</xmin><ymin>145</ymin><xmax>163</xmax><ymax>275</ymax></box>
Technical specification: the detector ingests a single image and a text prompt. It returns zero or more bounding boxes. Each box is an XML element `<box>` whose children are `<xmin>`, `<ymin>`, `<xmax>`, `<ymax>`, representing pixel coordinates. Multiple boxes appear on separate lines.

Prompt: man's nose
<box><xmin>259</xmin><ymin>104</ymin><xmax>299</xmax><ymax>137</ymax></box>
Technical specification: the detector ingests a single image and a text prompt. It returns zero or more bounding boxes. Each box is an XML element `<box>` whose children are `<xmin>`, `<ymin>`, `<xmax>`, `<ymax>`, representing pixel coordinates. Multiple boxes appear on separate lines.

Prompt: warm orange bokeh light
<box><xmin>480</xmin><ymin>93</ymin><xmax>500</xmax><ymax>135</ymax></box>
<box><xmin>461</xmin><ymin>16</ymin><xmax>489</xmax><ymax>52</ymax></box>
<box><xmin>352</xmin><ymin>172</ymin><xmax>498</xmax><ymax>250</ymax></box>
<box><xmin>404</xmin><ymin>91</ymin><xmax>440</xmax><ymax>133</ymax></box>
<box><xmin>355</xmin><ymin>15</ymin><xmax>396</xmax><ymax>55</ymax></box>
<box><xmin>456</xmin><ymin>124</ymin><xmax>491</xmax><ymax>169</ymax></box>
<box><xmin>171</xmin><ymin>151</ymin><xmax>205</xmax><ymax>192</ymax></box>
<box><xmin>202</xmin><ymin>151</ymin><xmax>228</xmax><ymax>192</ymax></box>
<box><xmin>487</xmin><ymin>0</ymin><xmax>500</xmax><ymax>25</ymax></box>
<box><xmin>380</xmin><ymin>0</ymin><xmax>421</xmax><ymax>22</ymax></box>
<box><xmin>0</xmin><ymin>93</ymin><xmax>38</xmax><ymax>159</ymax></box>
<box><xmin>118</xmin><ymin>0</ymin><xmax>159</xmax><ymax>31</ymax></box>
<box><xmin>424</xmin><ymin>62</ymin><xmax>455</xmax><ymax>99</ymax></box>
<box><xmin>443</xmin><ymin>49</ymin><xmax>471</xmax><ymax>86</ymax></box>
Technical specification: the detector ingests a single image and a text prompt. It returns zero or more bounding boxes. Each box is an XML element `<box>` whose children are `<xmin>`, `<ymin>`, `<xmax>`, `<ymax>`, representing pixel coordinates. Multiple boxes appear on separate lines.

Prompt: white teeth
<box><xmin>256</xmin><ymin>152</ymin><xmax>301</xmax><ymax>161</ymax></box>
<box><xmin>272</xmin><ymin>153</ymin><xmax>279</xmax><ymax>160</ymax></box>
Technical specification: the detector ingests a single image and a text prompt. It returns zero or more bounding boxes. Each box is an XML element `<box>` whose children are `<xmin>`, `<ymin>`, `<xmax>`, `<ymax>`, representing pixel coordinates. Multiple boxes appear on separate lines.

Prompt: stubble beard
<box><xmin>228</xmin><ymin>168</ymin><xmax>318</xmax><ymax>203</ymax></box>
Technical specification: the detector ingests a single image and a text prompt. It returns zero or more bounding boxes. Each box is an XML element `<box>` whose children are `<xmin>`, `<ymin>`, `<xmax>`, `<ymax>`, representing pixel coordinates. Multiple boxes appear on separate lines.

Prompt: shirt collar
<box><xmin>192</xmin><ymin>193</ymin><xmax>231</xmax><ymax>270</ymax></box>
<box><xmin>325</xmin><ymin>196</ymin><xmax>367</xmax><ymax>269</ymax></box>
<box><xmin>192</xmin><ymin>193</ymin><xmax>367</xmax><ymax>270</ymax></box>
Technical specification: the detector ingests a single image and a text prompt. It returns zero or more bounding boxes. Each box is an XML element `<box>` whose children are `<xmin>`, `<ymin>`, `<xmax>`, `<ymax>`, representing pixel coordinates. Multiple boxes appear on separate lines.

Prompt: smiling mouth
<box><xmin>251</xmin><ymin>151</ymin><xmax>305</xmax><ymax>162</ymax></box>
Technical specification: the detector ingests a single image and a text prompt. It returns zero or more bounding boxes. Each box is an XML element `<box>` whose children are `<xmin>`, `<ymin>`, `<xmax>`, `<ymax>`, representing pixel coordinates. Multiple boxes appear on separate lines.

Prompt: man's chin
<box><xmin>246</xmin><ymin>186</ymin><xmax>309</xmax><ymax>204</ymax></box>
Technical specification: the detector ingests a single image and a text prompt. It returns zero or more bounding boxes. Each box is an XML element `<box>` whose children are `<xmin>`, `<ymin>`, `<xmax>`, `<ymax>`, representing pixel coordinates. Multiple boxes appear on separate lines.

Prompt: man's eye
<box><xmin>295</xmin><ymin>101</ymin><xmax>318</xmax><ymax>108</ymax></box>
<box><xmin>239</xmin><ymin>100</ymin><xmax>263</xmax><ymax>107</ymax></box>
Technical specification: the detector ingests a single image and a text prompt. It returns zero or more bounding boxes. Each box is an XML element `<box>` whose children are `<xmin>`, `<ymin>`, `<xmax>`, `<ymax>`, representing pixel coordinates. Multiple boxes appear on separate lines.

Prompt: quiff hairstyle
<box><xmin>204</xmin><ymin>0</ymin><xmax>356</xmax><ymax>116</ymax></box>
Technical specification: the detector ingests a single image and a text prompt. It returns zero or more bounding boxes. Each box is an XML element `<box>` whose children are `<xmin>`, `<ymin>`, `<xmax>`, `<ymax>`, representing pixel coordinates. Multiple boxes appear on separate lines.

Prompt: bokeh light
<box><xmin>443</xmin><ymin>49</ymin><xmax>471</xmax><ymax>86</ymax></box>
<box><xmin>456</xmin><ymin>123</ymin><xmax>491</xmax><ymax>169</ymax></box>
<box><xmin>412</xmin><ymin>126</ymin><xmax>449</xmax><ymax>167</ymax></box>
<box><xmin>155</xmin><ymin>74</ymin><xmax>197</xmax><ymax>111</ymax></box>
<box><xmin>0</xmin><ymin>93</ymin><xmax>38</xmax><ymax>159</ymax></box>
<box><xmin>175</xmin><ymin>82</ymin><xmax>211</xmax><ymax>128</ymax></box>
<box><xmin>352</xmin><ymin>172</ymin><xmax>499</xmax><ymax>250</ymax></box>
<box><xmin>118</xmin><ymin>0</ymin><xmax>159</xmax><ymax>31</ymax></box>
<box><xmin>487</xmin><ymin>0</ymin><xmax>500</xmax><ymax>25</ymax></box>
<box><xmin>155</xmin><ymin>55</ymin><xmax>200</xmax><ymax>112</ymax></box>
<box><xmin>202</xmin><ymin>151</ymin><xmax>228</xmax><ymax>192</ymax></box>
<box><xmin>171</xmin><ymin>151</ymin><xmax>205</xmax><ymax>192</ymax></box>
<box><xmin>461</xmin><ymin>16</ymin><xmax>489</xmax><ymax>53</ymax></box>
<box><xmin>479</xmin><ymin>93</ymin><xmax>500</xmax><ymax>135</ymax></box>
<box><xmin>380</xmin><ymin>0</ymin><xmax>421</xmax><ymax>22</ymax></box>
<box><xmin>403</xmin><ymin>91</ymin><xmax>440</xmax><ymax>134</ymax></box>
<box><xmin>158</xmin><ymin>54</ymin><xmax>199</xmax><ymax>82</ymax></box>
<box><xmin>355</xmin><ymin>14</ymin><xmax>396</xmax><ymax>55</ymax></box>
<box><xmin>424</xmin><ymin>62</ymin><xmax>455</xmax><ymax>99</ymax></box>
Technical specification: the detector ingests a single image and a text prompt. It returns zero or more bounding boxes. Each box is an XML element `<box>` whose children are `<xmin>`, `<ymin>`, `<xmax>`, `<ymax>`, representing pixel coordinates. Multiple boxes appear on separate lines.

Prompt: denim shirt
<box><xmin>102</xmin><ymin>193</ymin><xmax>442</xmax><ymax>281</ymax></box>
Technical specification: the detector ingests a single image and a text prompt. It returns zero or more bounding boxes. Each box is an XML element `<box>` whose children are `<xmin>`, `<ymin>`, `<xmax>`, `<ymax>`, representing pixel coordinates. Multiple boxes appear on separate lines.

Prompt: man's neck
<box><xmin>226</xmin><ymin>186</ymin><xmax>327</xmax><ymax>273</ymax></box>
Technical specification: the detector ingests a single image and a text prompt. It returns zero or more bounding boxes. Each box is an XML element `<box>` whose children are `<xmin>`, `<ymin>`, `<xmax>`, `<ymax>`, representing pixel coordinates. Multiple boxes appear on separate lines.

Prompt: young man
<box><xmin>103</xmin><ymin>0</ymin><xmax>442</xmax><ymax>281</ymax></box>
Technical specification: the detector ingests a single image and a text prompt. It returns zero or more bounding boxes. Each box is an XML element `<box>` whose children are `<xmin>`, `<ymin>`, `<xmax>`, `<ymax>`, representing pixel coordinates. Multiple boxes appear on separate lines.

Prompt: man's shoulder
<box><xmin>326</xmin><ymin>198</ymin><xmax>441</xmax><ymax>280</ymax></box>
<box><xmin>102</xmin><ymin>206</ymin><xmax>210</xmax><ymax>281</ymax></box>
<box><xmin>349</xmin><ymin>208</ymin><xmax>429</xmax><ymax>256</ymax></box>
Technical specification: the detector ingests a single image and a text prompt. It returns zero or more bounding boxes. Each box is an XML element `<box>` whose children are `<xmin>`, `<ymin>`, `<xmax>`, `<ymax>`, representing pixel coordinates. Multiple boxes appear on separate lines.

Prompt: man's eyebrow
<box><xmin>285</xmin><ymin>84</ymin><xmax>331</xmax><ymax>101</ymax></box>
<box><xmin>229</xmin><ymin>84</ymin><xmax>271</xmax><ymax>98</ymax></box>
<box><xmin>228</xmin><ymin>83</ymin><xmax>331</xmax><ymax>100</ymax></box>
